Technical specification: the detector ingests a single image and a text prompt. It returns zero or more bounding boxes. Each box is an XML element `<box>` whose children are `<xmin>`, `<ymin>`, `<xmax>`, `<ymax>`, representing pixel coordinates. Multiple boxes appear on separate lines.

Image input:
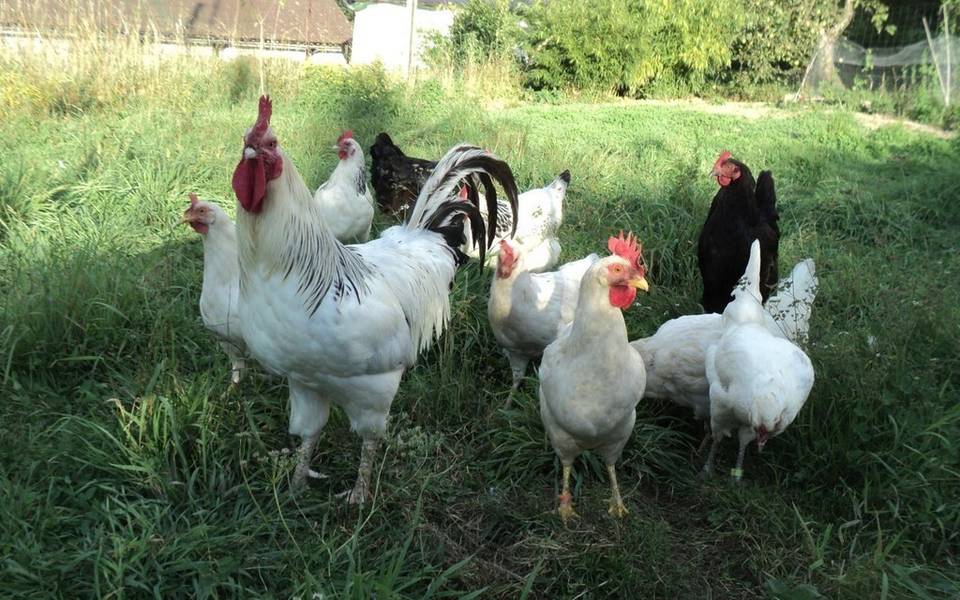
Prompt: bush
<box><xmin>521</xmin><ymin>0</ymin><xmax>741</xmax><ymax>96</ymax></box>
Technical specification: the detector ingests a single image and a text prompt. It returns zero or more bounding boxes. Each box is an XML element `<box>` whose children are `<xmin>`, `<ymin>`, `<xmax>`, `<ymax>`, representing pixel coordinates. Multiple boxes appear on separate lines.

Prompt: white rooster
<box><xmin>231</xmin><ymin>96</ymin><xmax>517</xmax><ymax>502</ymax></box>
<box><xmin>632</xmin><ymin>257</ymin><xmax>818</xmax><ymax>449</ymax></box>
<box><xmin>313</xmin><ymin>130</ymin><xmax>375</xmax><ymax>243</ymax></box>
<box><xmin>539</xmin><ymin>232</ymin><xmax>649</xmax><ymax>522</ymax></box>
<box><xmin>488</xmin><ymin>238</ymin><xmax>598</xmax><ymax>394</ymax></box>
<box><xmin>701</xmin><ymin>240</ymin><xmax>815</xmax><ymax>480</ymax></box>
<box><xmin>464</xmin><ymin>170</ymin><xmax>570</xmax><ymax>271</ymax></box>
<box><xmin>180</xmin><ymin>193</ymin><xmax>246</xmax><ymax>385</ymax></box>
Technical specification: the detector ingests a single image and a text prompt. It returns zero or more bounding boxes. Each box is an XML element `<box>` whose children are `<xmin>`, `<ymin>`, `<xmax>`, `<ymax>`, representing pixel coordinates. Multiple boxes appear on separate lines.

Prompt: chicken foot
<box><xmin>339</xmin><ymin>438</ymin><xmax>381</xmax><ymax>504</ymax></box>
<box><xmin>556</xmin><ymin>464</ymin><xmax>578</xmax><ymax>523</ymax></box>
<box><xmin>606</xmin><ymin>464</ymin><xmax>629</xmax><ymax>518</ymax></box>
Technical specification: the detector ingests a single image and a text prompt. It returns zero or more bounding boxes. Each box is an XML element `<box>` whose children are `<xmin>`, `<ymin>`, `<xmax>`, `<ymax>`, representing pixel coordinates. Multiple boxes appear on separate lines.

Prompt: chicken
<box><xmin>180</xmin><ymin>193</ymin><xmax>247</xmax><ymax>385</ymax></box>
<box><xmin>231</xmin><ymin>96</ymin><xmax>517</xmax><ymax>502</ymax></box>
<box><xmin>313</xmin><ymin>131</ymin><xmax>375</xmax><ymax>243</ymax></box>
<box><xmin>369</xmin><ymin>132</ymin><xmax>569</xmax><ymax>270</ymax></box>
<box><xmin>488</xmin><ymin>238</ymin><xmax>599</xmax><ymax>394</ymax></box>
<box><xmin>701</xmin><ymin>240</ymin><xmax>815</xmax><ymax>481</ymax></box>
<box><xmin>632</xmin><ymin>257</ymin><xmax>818</xmax><ymax>435</ymax></box>
<box><xmin>538</xmin><ymin>232</ymin><xmax>649</xmax><ymax>522</ymax></box>
<box><xmin>369</xmin><ymin>132</ymin><xmax>438</xmax><ymax>215</ymax></box>
<box><xmin>464</xmin><ymin>170</ymin><xmax>570</xmax><ymax>272</ymax></box>
<box><xmin>698</xmin><ymin>151</ymin><xmax>779</xmax><ymax>313</ymax></box>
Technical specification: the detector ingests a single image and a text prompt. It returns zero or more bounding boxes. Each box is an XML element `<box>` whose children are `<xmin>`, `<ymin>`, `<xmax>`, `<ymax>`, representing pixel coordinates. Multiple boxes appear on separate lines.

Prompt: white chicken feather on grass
<box><xmin>701</xmin><ymin>240</ymin><xmax>815</xmax><ymax>481</ymax></box>
<box><xmin>312</xmin><ymin>131</ymin><xmax>375</xmax><ymax>243</ymax></box>
<box><xmin>631</xmin><ymin>257</ymin><xmax>818</xmax><ymax>439</ymax></box>
<box><xmin>538</xmin><ymin>233</ymin><xmax>649</xmax><ymax>522</ymax></box>
<box><xmin>180</xmin><ymin>194</ymin><xmax>246</xmax><ymax>385</ymax></box>
<box><xmin>231</xmin><ymin>96</ymin><xmax>517</xmax><ymax>503</ymax></box>
<box><xmin>488</xmin><ymin>238</ymin><xmax>598</xmax><ymax>395</ymax></box>
<box><xmin>463</xmin><ymin>170</ymin><xmax>569</xmax><ymax>271</ymax></box>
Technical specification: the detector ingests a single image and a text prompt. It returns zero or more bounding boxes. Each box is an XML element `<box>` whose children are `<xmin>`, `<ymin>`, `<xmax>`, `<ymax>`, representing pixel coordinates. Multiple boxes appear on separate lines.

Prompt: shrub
<box><xmin>521</xmin><ymin>0</ymin><xmax>741</xmax><ymax>96</ymax></box>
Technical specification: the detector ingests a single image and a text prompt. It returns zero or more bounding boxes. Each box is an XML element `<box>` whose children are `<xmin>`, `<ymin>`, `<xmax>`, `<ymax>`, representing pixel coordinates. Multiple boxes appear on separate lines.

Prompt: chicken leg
<box><xmin>606</xmin><ymin>464</ymin><xmax>628</xmax><ymax>518</ymax></box>
<box><xmin>342</xmin><ymin>438</ymin><xmax>380</xmax><ymax>504</ymax></box>
<box><xmin>230</xmin><ymin>358</ymin><xmax>246</xmax><ymax>386</ymax></box>
<box><xmin>700</xmin><ymin>436</ymin><xmax>722</xmax><ymax>479</ymax></box>
<box><xmin>730</xmin><ymin>430</ymin><xmax>751</xmax><ymax>482</ymax></box>
<box><xmin>557</xmin><ymin>463</ymin><xmax>578</xmax><ymax>522</ymax></box>
<box><xmin>292</xmin><ymin>432</ymin><xmax>326</xmax><ymax>489</ymax></box>
<box><xmin>505</xmin><ymin>352</ymin><xmax>529</xmax><ymax>407</ymax></box>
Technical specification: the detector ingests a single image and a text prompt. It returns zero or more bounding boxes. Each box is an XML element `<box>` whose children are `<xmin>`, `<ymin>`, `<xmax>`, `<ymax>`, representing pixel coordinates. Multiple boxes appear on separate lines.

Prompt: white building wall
<box><xmin>351</xmin><ymin>3</ymin><xmax>454</xmax><ymax>71</ymax></box>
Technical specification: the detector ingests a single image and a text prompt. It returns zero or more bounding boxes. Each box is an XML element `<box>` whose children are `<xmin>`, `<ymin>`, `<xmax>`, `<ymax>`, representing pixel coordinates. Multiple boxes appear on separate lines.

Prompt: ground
<box><xmin>0</xmin><ymin>66</ymin><xmax>958</xmax><ymax>598</ymax></box>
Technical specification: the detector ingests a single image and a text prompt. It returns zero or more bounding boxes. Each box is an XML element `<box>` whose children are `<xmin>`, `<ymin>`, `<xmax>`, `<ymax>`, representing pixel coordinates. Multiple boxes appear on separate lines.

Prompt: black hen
<box><xmin>369</xmin><ymin>133</ymin><xmax>438</xmax><ymax>215</ymax></box>
<box><xmin>697</xmin><ymin>152</ymin><xmax>780</xmax><ymax>313</ymax></box>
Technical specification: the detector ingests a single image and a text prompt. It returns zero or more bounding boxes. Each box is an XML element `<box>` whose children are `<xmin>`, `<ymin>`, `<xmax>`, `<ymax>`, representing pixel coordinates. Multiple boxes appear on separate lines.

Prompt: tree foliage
<box><xmin>733</xmin><ymin>0</ymin><xmax>892</xmax><ymax>84</ymax></box>
<box><xmin>446</xmin><ymin>0</ymin><xmax>520</xmax><ymax>62</ymax></box>
<box><xmin>522</xmin><ymin>0</ymin><xmax>742</xmax><ymax>95</ymax></box>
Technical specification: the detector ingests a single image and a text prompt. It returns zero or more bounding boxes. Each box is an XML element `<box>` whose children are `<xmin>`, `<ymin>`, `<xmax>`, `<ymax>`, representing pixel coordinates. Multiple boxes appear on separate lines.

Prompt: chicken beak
<box><xmin>179</xmin><ymin>211</ymin><xmax>194</xmax><ymax>225</ymax></box>
<box><xmin>627</xmin><ymin>276</ymin><xmax>649</xmax><ymax>292</ymax></box>
<box><xmin>708</xmin><ymin>166</ymin><xmax>720</xmax><ymax>178</ymax></box>
<box><xmin>331</xmin><ymin>144</ymin><xmax>341</xmax><ymax>151</ymax></box>
<box><xmin>243</xmin><ymin>146</ymin><xmax>257</xmax><ymax>160</ymax></box>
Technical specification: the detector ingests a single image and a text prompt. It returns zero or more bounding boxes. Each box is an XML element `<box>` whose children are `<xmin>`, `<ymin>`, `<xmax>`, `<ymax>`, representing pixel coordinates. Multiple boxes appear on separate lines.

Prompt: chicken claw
<box><xmin>608</xmin><ymin>500</ymin><xmax>629</xmax><ymax>518</ymax></box>
<box><xmin>605</xmin><ymin>464</ymin><xmax>629</xmax><ymax>519</ymax></box>
<box><xmin>557</xmin><ymin>491</ymin><xmax>578</xmax><ymax>523</ymax></box>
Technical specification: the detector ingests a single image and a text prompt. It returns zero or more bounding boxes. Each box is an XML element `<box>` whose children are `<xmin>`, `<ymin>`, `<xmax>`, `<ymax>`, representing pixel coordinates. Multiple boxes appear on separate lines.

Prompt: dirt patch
<box><xmin>606</xmin><ymin>97</ymin><xmax>956</xmax><ymax>139</ymax></box>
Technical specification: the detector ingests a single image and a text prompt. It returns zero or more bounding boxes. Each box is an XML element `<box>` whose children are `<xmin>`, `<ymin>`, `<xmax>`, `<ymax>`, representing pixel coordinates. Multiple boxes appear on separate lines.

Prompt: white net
<box><xmin>803</xmin><ymin>33</ymin><xmax>960</xmax><ymax>104</ymax></box>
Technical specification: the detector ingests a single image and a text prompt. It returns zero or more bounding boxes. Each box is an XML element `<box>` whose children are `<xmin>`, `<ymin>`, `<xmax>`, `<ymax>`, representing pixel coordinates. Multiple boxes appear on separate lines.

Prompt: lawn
<box><xmin>1</xmin><ymin>61</ymin><xmax>958</xmax><ymax>599</ymax></box>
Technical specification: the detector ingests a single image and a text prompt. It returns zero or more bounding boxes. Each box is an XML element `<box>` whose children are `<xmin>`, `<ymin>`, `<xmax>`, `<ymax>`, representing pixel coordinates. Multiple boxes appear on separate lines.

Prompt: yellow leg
<box><xmin>557</xmin><ymin>464</ymin><xmax>578</xmax><ymax>523</ymax></box>
<box><xmin>606</xmin><ymin>464</ymin><xmax>628</xmax><ymax>518</ymax></box>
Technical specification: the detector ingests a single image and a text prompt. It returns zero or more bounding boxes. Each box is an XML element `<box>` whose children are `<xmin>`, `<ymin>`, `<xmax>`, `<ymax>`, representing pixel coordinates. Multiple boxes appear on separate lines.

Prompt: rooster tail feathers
<box><xmin>755</xmin><ymin>170</ymin><xmax>779</xmax><ymax>224</ymax></box>
<box><xmin>406</xmin><ymin>145</ymin><xmax>518</xmax><ymax>265</ymax></box>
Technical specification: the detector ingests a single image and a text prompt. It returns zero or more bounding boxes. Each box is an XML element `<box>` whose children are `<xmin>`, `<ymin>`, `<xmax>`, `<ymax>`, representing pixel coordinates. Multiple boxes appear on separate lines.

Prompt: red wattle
<box><xmin>189</xmin><ymin>222</ymin><xmax>209</xmax><ymax>234</ymax></box>
<box><xmin>717</xmin><ymin>174</ymin><xmax>732</xmax><ymax>187</ymax></box>
<box><xmin>232</xmin><ymin>157</ymin><xmax>267</xmax><ymax>214</ymax></box>
<box><xmin>609</xmin><ymin>285</ymin><xmax>637</xmax><ymax>309</ymax></box>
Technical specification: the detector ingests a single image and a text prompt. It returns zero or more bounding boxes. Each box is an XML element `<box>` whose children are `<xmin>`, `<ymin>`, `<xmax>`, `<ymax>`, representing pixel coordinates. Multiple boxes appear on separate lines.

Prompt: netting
<box><xmin>803</xmin><ymin>32</ymin><xmax>958</xmax><ymax>104</ymax></box>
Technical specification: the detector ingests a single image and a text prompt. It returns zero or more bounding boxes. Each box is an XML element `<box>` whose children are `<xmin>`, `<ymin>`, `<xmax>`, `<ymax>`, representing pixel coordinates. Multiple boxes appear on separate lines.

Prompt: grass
<box><xmin>1</xmin><ymin>43</ymin><xmax>959</xmax><ymax>598</ymax></box>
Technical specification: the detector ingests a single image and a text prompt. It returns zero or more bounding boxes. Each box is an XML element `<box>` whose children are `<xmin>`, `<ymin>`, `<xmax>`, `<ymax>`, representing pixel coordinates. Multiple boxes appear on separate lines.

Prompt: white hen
<box><xmin>488</xmin><ymin>238</ymin><xmax>598</xmax><ymax>393</ymax></box>
<box><xmin>180</xmin><ymin>193</ymin><xmax>246</xmax><ymax>385</ymax></box>
<box><xmin>701</xmin><ymin>240</ymin><xmax>815</xmax><ymax>480</ymax></box>
<box><xmin>632</xmin><ymin>257</ymin><xmax>818</xmax><ymax>439</ymax></box>
<box><xmin>539</xmin><ymin>233</ymin><xmax>649</xmax><ymax>521</ymax></box>
<box><xmin>313</xmin><ymin>131</ymin><xmax>375</xmax><ymax>243</ymax></box>
<box><xmin>464</xmin><ymin>170</ymin><xmax>570</xmax><ymax>271</ymax></box>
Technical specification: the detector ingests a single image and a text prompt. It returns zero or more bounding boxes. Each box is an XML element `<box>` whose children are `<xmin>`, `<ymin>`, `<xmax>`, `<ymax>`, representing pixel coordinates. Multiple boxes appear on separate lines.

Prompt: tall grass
<box><xmin>1</xmin><ymin>14</ymin><xmax>959</xmax><ymax>599</ymax></box>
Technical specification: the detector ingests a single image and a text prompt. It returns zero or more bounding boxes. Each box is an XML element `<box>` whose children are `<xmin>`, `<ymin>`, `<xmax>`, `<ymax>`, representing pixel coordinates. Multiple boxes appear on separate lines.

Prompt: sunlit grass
<box><xmin>1</xmin><ymin>23</ymin><xmax>959</xmax><ymax>598</ymax></box>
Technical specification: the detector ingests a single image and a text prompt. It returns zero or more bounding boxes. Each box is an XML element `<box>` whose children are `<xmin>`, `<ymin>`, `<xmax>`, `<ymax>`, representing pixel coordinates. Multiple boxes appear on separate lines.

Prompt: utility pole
<box><xmin>407</xmin><ymin>0</ymin><xmax>418</xmax><ymax>78</ymax></box>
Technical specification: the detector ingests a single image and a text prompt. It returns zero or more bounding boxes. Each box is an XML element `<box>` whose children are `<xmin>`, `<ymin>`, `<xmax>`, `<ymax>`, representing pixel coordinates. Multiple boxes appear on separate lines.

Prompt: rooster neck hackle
<box><xmin>237</xmin><ymin>150</ymin><xmax>373</xmax><ymax>315</ymax></box>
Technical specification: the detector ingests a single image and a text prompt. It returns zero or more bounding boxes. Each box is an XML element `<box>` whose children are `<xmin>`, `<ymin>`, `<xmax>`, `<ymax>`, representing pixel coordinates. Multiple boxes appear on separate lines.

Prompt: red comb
<box><xmin>337</xmin><ymin>130</ymin><xmax>354</xmax><ymax>144</ymax></box>
<box><xmin>252</xmin><ymin>95</ymin><xmax>272</xmax><ymax>139</ymax></box>
<box><xmin>608</xmin><ymin>231</ymin><xmax>644</xmax><ymax>273</ymax></box>
<box><xmin>714</xmin><ymin>150</ymin><xmax>732</xmax><ymax>166</ymax></box>
<box><xmin>188</xmin><ymin>192</ymin><xmax>199</xmax><ymax>207</ymax></box>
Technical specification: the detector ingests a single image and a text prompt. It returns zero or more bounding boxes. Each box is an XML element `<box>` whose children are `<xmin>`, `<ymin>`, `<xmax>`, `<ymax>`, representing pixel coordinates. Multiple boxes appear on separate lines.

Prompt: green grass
<box><xmin>1</xmin><ymin>58</ymin><xmax>958</xmax><ymax>599</ymax></box>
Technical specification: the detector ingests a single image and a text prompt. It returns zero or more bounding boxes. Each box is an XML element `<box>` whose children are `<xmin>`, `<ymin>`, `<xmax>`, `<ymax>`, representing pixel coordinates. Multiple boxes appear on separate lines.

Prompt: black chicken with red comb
<box><xmin>697</xmin><ymin>151</ymin><xmax>779</xmax><ymax>313</ymax></box>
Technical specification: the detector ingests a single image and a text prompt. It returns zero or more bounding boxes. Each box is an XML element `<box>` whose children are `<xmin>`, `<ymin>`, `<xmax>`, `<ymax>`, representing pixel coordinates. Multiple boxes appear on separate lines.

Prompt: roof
<box><xmin>0</xmin><ymin>0</ymin><xmax>353</xmax><ymax>46</ymax></box>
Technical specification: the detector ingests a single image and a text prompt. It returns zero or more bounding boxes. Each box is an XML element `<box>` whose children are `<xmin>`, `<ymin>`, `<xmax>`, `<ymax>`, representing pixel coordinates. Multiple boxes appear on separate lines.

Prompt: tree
<box><xmin>802</xmin><ymin>0</ymin><xmax>890</xmax><ymax>95</ymax></box>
